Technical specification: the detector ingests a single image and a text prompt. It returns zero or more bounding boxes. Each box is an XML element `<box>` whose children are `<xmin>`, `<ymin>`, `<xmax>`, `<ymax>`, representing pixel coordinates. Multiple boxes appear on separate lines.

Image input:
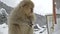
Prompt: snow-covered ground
<box><xmin>0</xmin><ymin>23</ymin><xmax>47</xmax><ymax>34</ymax></box>
<box><xmin>0</xmin><ymin>23</ymin><xmax>8</xmax><ymax>34</ymax></box>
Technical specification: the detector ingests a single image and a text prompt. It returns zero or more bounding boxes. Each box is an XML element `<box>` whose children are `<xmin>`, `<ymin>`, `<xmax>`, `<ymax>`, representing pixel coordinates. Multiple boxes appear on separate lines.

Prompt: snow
<box><xmin>0</xmin><ymin>23</ymin><xmax>8</xmax><ymax>34</ymax></box>
<box><xmin>0</xmin><ymin>8</ymin><xmax>9</xmax><ymax>16</ymax></box>
<box><xmin>0</xmin><ymin>23</ymin><xmax>47</xmax><ymax>34</ymax></box>
<box><xmin>33</xmin><ymin>24</ymin><xmax>47</xmax><ymax>34</ymax></box>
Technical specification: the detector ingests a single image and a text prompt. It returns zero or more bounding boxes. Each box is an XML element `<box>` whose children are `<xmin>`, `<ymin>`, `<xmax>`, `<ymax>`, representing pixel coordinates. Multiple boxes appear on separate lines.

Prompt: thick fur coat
<box><xmin>8</xmin><ymin>0</ymin><xmax>35</xmax><ymax>34</ymax></box>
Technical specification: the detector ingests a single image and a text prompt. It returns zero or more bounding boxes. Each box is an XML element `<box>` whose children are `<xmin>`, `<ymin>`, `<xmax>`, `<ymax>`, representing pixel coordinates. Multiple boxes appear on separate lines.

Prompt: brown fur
<box><xmin>8</xmin><ymin>0</ymin><xmax>35</xmax><ymax>34</ymax></box>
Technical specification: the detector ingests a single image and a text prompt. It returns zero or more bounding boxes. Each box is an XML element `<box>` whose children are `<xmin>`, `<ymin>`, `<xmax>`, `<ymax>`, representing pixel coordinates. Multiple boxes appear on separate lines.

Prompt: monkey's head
<box><xmin>22</xmin><ymin>1</ymin><xmax>34</xmax><ymax>17</ymax></box>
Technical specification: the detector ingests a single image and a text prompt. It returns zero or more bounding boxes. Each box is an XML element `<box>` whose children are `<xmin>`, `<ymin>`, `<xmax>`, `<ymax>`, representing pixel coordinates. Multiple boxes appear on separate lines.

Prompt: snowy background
<box><xmin>0</xmin><ymin>0</ymin><xmax>60</xmax><ymax>34</ymax></box>
<box><xmin>0</xmin><ymin>0</ymin><xmax>53</xmax><ymax>15</ymax></box>
<box><xmin>0</xmin><ymin>0</ymin><xmax>53</xmax><ymax>34</ymax></box>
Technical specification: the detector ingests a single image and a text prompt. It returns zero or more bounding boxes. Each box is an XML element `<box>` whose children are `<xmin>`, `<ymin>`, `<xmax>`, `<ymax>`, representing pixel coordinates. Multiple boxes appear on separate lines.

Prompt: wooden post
<box><xmin>53</xmin><ymin>0</ymin><xmax>57</xmax><ymax>24</ymax></box>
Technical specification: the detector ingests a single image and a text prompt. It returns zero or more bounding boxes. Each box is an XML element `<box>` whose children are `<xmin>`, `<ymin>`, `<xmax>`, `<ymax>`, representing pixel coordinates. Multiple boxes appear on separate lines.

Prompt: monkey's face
<box><xmin>23</xmin><ymin>5</ymin><xmax>34</xmax><ymax>17</ymax></box>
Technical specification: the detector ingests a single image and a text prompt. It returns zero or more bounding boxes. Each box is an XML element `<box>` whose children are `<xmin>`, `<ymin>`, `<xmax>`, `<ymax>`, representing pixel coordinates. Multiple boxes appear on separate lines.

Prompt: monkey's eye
<box><xmin>31</xmin><ymin>8</ymin><xmax>33</xmax><ymax>13</ymax></box>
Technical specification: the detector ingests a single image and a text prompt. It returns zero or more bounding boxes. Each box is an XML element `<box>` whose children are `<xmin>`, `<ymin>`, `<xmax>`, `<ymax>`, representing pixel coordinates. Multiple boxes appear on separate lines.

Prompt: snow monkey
<box><xmin>8</xmin><ymin>0</ymin><xmax>35</xmax><ymax>34</ymax></box>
